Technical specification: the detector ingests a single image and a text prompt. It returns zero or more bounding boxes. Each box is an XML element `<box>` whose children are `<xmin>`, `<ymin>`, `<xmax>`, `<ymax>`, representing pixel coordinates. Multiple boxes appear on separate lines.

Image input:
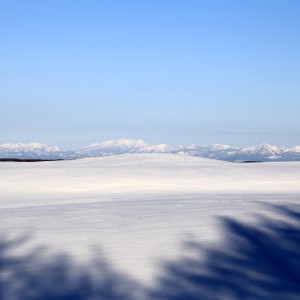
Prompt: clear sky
<box><xmin>1</xmin><ymin>0</ymin><xmax>299</xmax><ymax>148</ymax></box>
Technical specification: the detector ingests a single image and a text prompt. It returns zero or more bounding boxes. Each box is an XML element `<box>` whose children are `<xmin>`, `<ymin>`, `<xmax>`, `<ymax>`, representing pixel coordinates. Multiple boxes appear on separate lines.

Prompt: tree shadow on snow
<box><xmin>2</xmin><ymin>203</ymin><xmax>300</xmax><ymax>299</ymax></box>
<box><xmin>0</xmin><ymin>234</ymin><xmax>141</xmax><ymax>300</ymax></box>
<box><xmin>150</xmin><ymin>203</ymin><xmax>300</xmax><ymax>300</ymax></box>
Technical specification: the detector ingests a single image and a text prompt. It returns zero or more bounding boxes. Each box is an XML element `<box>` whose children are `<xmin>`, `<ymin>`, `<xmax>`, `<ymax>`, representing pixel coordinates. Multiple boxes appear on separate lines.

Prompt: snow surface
<box><xmin>0</xmin><ymin>153</ymin><xmax>300</xmax><ymax>283</ymax></box>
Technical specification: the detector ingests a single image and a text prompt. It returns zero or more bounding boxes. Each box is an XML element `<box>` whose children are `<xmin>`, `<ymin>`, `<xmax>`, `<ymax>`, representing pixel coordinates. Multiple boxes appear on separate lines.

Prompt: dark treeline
<box><xmin>0</xmin><ymin>158</ymin><xmax>65</xmax><ymax>162</ymax></box>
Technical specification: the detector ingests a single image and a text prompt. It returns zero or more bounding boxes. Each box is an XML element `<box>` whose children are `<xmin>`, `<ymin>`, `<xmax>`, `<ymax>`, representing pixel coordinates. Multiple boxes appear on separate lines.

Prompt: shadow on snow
<box><xmin>1</xmin><ymin>203</ymin><xmax>300</xmax><ymax>299</ymax></box>
<box><xmin>0</xmin><ymin>235</ymin><xmax>141</xmax><ymax>300</ymax></box>
<box><xmin>150</xmin><ymin>204</ymin><xmax>300</xmax><ymax>300</ymax></box>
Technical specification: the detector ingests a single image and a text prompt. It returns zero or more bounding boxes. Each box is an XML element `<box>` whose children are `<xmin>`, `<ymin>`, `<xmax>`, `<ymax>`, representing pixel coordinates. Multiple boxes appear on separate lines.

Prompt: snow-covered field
<box><xmin>1</xmin><ymin>153</ymin><xmax>300</xmax><ymax>298</ymax></box>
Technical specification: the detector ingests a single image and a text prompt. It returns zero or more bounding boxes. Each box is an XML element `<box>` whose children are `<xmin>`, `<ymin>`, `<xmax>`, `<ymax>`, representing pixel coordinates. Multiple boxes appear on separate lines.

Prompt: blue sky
<box><xmin>1</xmin><ymin>0</ymin><xmax>299</xmax><ymax>148</ymax></box>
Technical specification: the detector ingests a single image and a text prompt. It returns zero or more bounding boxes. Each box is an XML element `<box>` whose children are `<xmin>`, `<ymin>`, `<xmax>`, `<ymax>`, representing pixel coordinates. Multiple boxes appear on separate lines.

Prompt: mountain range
<box><xmin>1</xmin><ymin>139</ymin><xmax>300</xmax><ymax>162</ymax></box>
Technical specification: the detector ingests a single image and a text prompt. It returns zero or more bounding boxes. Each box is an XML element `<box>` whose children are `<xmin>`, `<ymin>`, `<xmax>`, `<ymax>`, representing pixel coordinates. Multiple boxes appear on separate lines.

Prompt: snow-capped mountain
<box><xmin>79</xmin><ymin>139</ymin><xmax>172</xmax><ymax>156</ymax></box>
<box><xmin>174</xmin><ymin>142</ymin><xmax>300</xmax><ymax>161</ymax></box>
<box><xmin>174</xmin><ymin>143</ymin><xmax>240</xmax><ymax>159</ymax></box>
<box><xmin>1</xmin><ymin>139</ymin><xmax>300</xmax><ymax>162</ymax></box>
<box><xmin>0</xmin><ymin>142</ymin><xmax>71</xmax><ymax>159</ymax></box>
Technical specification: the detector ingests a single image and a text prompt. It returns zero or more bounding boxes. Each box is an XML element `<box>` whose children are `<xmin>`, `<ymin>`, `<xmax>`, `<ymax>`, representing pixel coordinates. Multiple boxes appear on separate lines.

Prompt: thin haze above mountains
<box><xmin>1</xmin><ymin>139</ymin><xmax>300</xmax><ymax>162</ymax></box>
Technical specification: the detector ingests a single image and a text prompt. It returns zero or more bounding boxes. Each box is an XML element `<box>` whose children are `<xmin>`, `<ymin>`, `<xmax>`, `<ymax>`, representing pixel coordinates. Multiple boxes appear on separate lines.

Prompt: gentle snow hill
<box><xmin>1</xmin><ymin>153</ymin><xmax>300</xmax><ymax>208</ymax></box>
<box><xmin>1</xmin><ymin>153</ymin><xmax>300</xmax><ymax>283</ymax></box>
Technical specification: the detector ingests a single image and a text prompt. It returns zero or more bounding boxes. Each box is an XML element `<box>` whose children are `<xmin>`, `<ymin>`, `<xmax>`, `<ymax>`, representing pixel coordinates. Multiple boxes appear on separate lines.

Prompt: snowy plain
<box><xmin>1</xmin><ymin>153</ymin><xmax>300</xmax><ymax>298</ymax></box>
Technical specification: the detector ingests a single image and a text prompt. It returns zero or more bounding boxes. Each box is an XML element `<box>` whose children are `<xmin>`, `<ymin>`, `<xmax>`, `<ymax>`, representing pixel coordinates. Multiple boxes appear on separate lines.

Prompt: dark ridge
<box><xmin>0</xmin><ymin>158</ymin><xmax>65</xmax><ymax>162</ymax></box>
<box><xmin>231</xmin><ymin>160</ymin><xmax>263</xmax><ymax>163</ymax></box>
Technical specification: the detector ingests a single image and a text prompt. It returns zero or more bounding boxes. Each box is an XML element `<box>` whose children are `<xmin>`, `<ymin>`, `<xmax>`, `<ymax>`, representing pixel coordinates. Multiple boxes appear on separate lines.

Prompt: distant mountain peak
<box><xmin>84</xmin><ymin>139</ymin><xmax>148</xmax><ymax>148</ymax></box>
<box><xmin>0</xmin><ymin>142</ymin><xmax>56</xmax><ymax>150</ymax></box>
<box><xmin>101</xmin><ymin>138</ymin><xmax>148</xmax><ymax>147</ymax></box>
<box><xmin>293</xmin><ymin>146</ymin><xmax>300</xmax><ymax>153</ymax></box>
<box><xmin>243</xmin><ymin>143</ymin><xmax>280</xmax><ymax>156</ymax></box>
<box><xmin>256</xmin><ymin>142</ymin><xmax>279</xmax><ymax>149</ymax></box>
